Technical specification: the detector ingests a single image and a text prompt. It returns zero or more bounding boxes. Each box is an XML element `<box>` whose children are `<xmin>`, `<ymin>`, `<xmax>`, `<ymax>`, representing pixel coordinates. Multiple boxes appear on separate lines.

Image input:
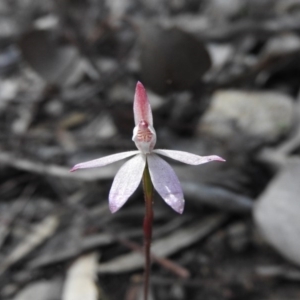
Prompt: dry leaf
<box><xmin>139</xmin><ymin>23</ymin><xmax>211</xmax><ymax>94</ymax></box>
<box><xmin>0</xmin><ymin>215</ymin><xmax>59</xmax><ymax>275</ymax></box>
<box><xmin>19</xmin><ymin>30</ymin><xmax>83</xmax><ymax>86</ymax></box>
<box><xmin>254</xmin><ymin>159</ymin><xmax>300</xmax><ymax>266</ymax></box>
<box><xmin>62</xmin><ymin>253</ymin><xmax>100</xmax><ymax>300</ymax></box>
<box><xmin>14</xmin><ymin>279</ymin><xmax>62</xmax><ymax>300</ymax></box>
<box><xmin>98</xmin><ymin>214</ymin><xmax>226</xmax><ymax>273</ymax></box>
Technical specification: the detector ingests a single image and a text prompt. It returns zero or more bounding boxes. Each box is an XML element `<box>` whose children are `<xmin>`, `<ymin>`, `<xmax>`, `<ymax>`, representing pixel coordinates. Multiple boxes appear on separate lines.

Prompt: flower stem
<box><xmin>142</xmin><ymin>162</ymin><xmax>153</xmax><ymax>300</ymax></box>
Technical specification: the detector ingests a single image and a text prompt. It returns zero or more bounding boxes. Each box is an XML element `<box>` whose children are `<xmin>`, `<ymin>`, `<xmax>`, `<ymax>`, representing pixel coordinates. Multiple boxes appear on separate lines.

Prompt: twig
<box><xmin>0</xmin><ymin>151</ymin><xmax>117</xmax><ymax>181</ymax></box>
<box><xmin>116</xmin><ymin>237</ymin><xmax>190</xmax><ymax>279</ymax></box>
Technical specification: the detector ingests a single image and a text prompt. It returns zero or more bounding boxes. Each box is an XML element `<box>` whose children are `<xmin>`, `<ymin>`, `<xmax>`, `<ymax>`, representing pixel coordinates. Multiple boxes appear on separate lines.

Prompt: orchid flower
<box><xmin>71</xmin><ymin>82</ymin><xmax>225</xmax><ymax>214</ymax></box>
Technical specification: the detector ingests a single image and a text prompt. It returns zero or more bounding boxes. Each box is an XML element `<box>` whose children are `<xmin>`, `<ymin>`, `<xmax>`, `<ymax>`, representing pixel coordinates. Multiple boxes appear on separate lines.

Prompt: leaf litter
<box><xmin>1</xmin><ymin>0</ymin><xmax>300</xmax><ymax>299</ymax></box>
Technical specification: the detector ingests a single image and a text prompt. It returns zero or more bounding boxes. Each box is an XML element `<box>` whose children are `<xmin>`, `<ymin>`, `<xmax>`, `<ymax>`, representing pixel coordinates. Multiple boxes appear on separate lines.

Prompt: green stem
<box><xmin>142</xmin><ymin>162</ymin><xmax>153</xmax><ymax>300</ymax></box>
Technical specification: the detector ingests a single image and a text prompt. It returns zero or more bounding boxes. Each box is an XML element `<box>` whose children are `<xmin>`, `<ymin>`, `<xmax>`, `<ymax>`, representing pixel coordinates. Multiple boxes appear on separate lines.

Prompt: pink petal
<box><xmin>70</xmin><ymin>151</ymin><xmax>139</xmax><ymax>172</ymax></box>
<box><xmin>153</xmin><ymin>149</ymin><xmax>225</xmax><ymax>165</ymax></box>
<box><xmin>109</xmin><ymin>154</ymin><xmax>146</xmax><ymax>213</ymax></box>
<box><xmin>147</xmin><ymin>154</ymin><xmax>185</xmax><ymax>214</ymax></box>
<box><xmin>133</xmin><ymin>81</ymin><xmax>153</xmax><ymax>126</ymax></box>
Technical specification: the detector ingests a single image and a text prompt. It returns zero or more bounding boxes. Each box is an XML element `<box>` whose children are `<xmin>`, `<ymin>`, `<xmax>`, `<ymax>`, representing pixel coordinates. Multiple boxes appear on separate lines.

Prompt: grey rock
<box><xmin>199</xmin><ymin>90</ymin><xmax>294</xmax><ymax>143</ymax></box>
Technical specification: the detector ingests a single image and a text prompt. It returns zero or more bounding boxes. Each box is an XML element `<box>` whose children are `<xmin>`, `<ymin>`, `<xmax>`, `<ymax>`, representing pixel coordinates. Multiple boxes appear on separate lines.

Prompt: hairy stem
<box><xmin>142</xmin><ymin>162</ymin><xmax>153</xmax><ymax>300</ymax></box>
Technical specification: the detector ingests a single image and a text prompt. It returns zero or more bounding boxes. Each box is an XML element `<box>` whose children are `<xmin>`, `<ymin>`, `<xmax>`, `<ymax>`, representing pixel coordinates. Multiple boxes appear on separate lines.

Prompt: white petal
<box><xmin>147</xmin><ymin>154</ymin><xmax>185</xmax><ymax>214</ymax></box>
<box><xmin>153</xmin><ymin>149</ymin><xmax>225</xmax><ymax>165</ymax></box>
<box><xmin>70</xmin><ymin>151</ymin><xmax>139</xmax><ymax>171</ymax></box>
<box><xmin>109</xmin><ymin>154</ymin><xmax>146</xmax><ymax>213</ymax></box>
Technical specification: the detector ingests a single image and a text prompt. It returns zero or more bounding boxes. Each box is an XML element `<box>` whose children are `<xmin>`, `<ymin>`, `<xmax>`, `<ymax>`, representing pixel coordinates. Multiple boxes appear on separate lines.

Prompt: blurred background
<box><xmin>1</xmin><ymin>0</ymin><xmax>300</xmax><ymax>299</ymax></box>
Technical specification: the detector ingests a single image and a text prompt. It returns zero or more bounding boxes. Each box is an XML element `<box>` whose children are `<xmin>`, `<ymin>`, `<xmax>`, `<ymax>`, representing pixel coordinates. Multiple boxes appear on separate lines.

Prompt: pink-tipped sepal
<box><xmin>133</xmin><ymin>82</ymin><xmax>153</xmax><ymax>126</ymax></box>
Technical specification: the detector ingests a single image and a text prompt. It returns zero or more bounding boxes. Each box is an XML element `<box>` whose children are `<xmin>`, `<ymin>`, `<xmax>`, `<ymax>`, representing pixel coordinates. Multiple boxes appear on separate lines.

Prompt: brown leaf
<box><xmin>139</xmin><ymin>23</ymin><xmax>211</xmax><ymax>94</ymax></box>
<box><xmin>18</xmin><ymin>30</ymin><xmax>82</xmax><ymax>86</ymax></box>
